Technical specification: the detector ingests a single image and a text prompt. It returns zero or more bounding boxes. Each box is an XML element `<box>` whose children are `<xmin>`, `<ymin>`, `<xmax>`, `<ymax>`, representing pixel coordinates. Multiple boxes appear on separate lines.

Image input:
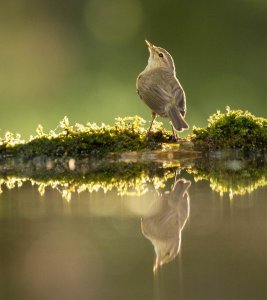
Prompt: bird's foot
<box><xmin>146</xmin><ymin>130</ymin><xmax>153</xmax><ymax>140</ymax></box>
<box><xmin>170</xmin><ymin>134</ymin><xmax>178</xmax><ymax>142</ymax></box>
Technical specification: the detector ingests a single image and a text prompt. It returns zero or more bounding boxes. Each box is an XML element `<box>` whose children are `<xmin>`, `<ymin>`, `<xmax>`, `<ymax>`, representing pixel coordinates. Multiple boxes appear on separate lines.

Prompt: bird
<box><xmin>141</xmin><ymin>178</ymin><xmax>191</xmax><ymax>272</ymax></box>
<box><xmin>136</xmin><ymin>40</ymin><xmax>189</xmax><ymax>139</ymax></box>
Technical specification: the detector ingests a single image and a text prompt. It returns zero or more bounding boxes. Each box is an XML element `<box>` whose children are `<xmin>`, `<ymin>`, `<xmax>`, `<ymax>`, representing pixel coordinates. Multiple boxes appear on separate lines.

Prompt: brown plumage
<box><xmin>136</xmin><ymin>40</ymin><xmax>189</xmax><ymax>137</ymax></box>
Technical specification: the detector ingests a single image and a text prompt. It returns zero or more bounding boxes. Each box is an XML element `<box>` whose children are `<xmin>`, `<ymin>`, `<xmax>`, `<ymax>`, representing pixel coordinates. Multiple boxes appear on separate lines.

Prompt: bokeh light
<box><xmin>84</xmin><ymin>0</ymin><xmax>143</xmax><ymax>44</ymax></box>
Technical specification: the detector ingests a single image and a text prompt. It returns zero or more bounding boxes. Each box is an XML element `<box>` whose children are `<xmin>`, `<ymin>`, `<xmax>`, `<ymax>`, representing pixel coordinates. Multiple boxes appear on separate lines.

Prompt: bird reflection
<box><xmin>141</xmin><ymin>178</ymin><xmax>191</xmax><ymax>272</ymax></box>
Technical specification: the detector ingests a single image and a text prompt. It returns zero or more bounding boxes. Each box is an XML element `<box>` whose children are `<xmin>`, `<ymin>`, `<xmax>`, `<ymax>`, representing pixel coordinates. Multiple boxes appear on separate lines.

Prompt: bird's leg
<box><xmin>146</xmin><ymin>112</ymin><xmax>157</xmax><ymax>137</ymax></box>
<box><xmin>171</xmin><ymin>169</ymin><xmax>181</xmax><ymax>193</ymax></box>
<box><xmin>171</xmin><ymin>125</ymin><xmax>179</xmax><ymax>142</ymax></box>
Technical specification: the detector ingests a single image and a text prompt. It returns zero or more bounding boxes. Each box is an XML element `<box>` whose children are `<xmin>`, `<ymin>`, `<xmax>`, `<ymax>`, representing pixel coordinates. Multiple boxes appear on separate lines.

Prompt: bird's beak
<box><xmin>145</xmin><ymin>40</ymin><xmax>154</xmax><ymax>49</ymax></box>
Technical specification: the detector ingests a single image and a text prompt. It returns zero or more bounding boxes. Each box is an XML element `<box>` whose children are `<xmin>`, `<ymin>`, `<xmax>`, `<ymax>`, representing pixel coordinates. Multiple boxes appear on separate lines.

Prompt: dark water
<box><xmin>0</xmin><ymin>170</ymin><xmax>266</xmax><ymax>300</ymax></box>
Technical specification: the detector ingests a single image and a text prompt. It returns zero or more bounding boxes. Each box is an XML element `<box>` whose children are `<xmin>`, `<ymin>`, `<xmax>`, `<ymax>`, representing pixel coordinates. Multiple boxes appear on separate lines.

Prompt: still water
<box><xmin>0</xmin><ymin>165</ymin><xmax>266</xmax><ymax>300</ymax></box>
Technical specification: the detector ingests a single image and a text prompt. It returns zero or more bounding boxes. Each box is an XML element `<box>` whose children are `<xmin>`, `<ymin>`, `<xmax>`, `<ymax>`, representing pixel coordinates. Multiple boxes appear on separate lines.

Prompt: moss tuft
<box><xmin>191</xmin><ymin>107</ymin><xmax>267</xmax><ymax>151</ymax></box>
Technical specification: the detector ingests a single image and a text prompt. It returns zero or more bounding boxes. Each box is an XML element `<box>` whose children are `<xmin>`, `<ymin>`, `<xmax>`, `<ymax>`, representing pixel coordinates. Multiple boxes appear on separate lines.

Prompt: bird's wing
<box><xmin>138</xmin><ymin>83</ymin><xmax>171</xmax><ymax>116</ymax></box>
<box><xmin>137</xmin><ymin>70</ymin><xmax>186</xmax><ymax>116</ymax></box>
<box><xmin>163</xmin><ymin>72</ymin><xmax>187</xmax><ymax>115</ymax></box>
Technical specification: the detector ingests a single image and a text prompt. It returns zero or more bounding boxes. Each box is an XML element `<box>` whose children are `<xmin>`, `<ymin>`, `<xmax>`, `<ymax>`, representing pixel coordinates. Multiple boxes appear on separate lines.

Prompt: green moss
<box><xmin>1</xmin><ymin>109</ymin><xmax>265</xmax><ymax>159</ymax></box>
<box><xmin>0</xmin><ymin>116</ymin><xmax>174</xmax><ymax>159</ymax></box>
<box><xmin>191</xmin><ymin>107</ymin><xmax>267</xmax><ymax>151</ymax></box>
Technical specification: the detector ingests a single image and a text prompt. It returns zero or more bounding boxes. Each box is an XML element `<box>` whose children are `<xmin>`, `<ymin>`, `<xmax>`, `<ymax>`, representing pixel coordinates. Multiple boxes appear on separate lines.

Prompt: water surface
<box><xmin>0</xmin><ymin>165</ymin><xmax>266</xmax><ymax>300</ymax></box>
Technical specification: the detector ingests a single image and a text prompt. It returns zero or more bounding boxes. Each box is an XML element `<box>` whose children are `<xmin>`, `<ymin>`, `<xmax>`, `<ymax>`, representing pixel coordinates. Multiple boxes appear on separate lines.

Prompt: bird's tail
<box><xmin>172</xmin><ymin>179</ymin><xmax>191</xmax><ymax>201</ymax></box>
<box><xmin>166</xmin><ymin>104</ymin><xmax>189</xmax><ymax>131</ymax></box>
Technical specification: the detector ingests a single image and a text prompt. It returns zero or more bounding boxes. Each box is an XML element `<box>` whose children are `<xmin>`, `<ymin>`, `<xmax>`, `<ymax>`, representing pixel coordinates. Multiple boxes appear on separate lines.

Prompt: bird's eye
<box><xmin>158</xmin><ymin>53</ymin><xmax>164</xmax><ymax>58</ymax></box>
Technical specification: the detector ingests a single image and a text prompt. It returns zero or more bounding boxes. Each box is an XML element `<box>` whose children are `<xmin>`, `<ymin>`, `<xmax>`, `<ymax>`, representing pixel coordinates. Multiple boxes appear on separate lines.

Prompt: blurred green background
<box><xmin>0</xmin><ymin>0</ymin><xmax>266</xmax><ymax>137</ymax></box>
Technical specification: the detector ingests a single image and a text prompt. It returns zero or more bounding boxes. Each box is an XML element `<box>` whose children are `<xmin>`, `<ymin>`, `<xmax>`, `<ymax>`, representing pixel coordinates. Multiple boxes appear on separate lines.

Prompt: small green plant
<box><xmin>191</xmin><ymin>107</ymin><xmax>267</xmax><ymax>151</ymax></box>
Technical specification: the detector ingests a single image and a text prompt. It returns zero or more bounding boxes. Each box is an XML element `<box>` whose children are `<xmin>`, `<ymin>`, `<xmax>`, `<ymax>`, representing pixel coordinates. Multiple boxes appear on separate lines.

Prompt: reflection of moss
<box><xmin>0</xmin><ymin>159</ymin><xmax>177</xmax><ymax>200</ymax></box>
<box><xmin>1</xmin><ymin>154</ymin><xmax>266</xmax><ymax>199</ymax></box>
<box><xmin>191</xmin><ymin>156</ymin><xmax>267</xmax><ymax>198</ymax></box>
<box><xmin>192</xmin><ymin>107</ymin><xmax>267</xmax><ymax>151</ymax></box>
<box><xmin>0</xmin><ymin>116</ymin><xmax>174</xmax><ymax>159</ymax></box>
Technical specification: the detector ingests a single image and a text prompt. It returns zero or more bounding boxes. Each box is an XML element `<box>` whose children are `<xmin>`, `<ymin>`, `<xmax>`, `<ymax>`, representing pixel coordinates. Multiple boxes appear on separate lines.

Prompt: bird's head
<box><xmin>145</xmin><ymin>40</ymin><xmax>175</xmax><ymax>73</ymax></box>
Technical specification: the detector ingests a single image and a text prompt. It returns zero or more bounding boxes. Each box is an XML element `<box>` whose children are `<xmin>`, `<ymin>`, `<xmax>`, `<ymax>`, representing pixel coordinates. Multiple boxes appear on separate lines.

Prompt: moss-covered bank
<box><xmin>0</xmin><ymin>116</ymin><xmax>175</xmax><ymax>159</ymax></box>
<box><xmin>0</xmin><ymin>108</ymin><xmax>266</xmax><ymax>160</ymax></box>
